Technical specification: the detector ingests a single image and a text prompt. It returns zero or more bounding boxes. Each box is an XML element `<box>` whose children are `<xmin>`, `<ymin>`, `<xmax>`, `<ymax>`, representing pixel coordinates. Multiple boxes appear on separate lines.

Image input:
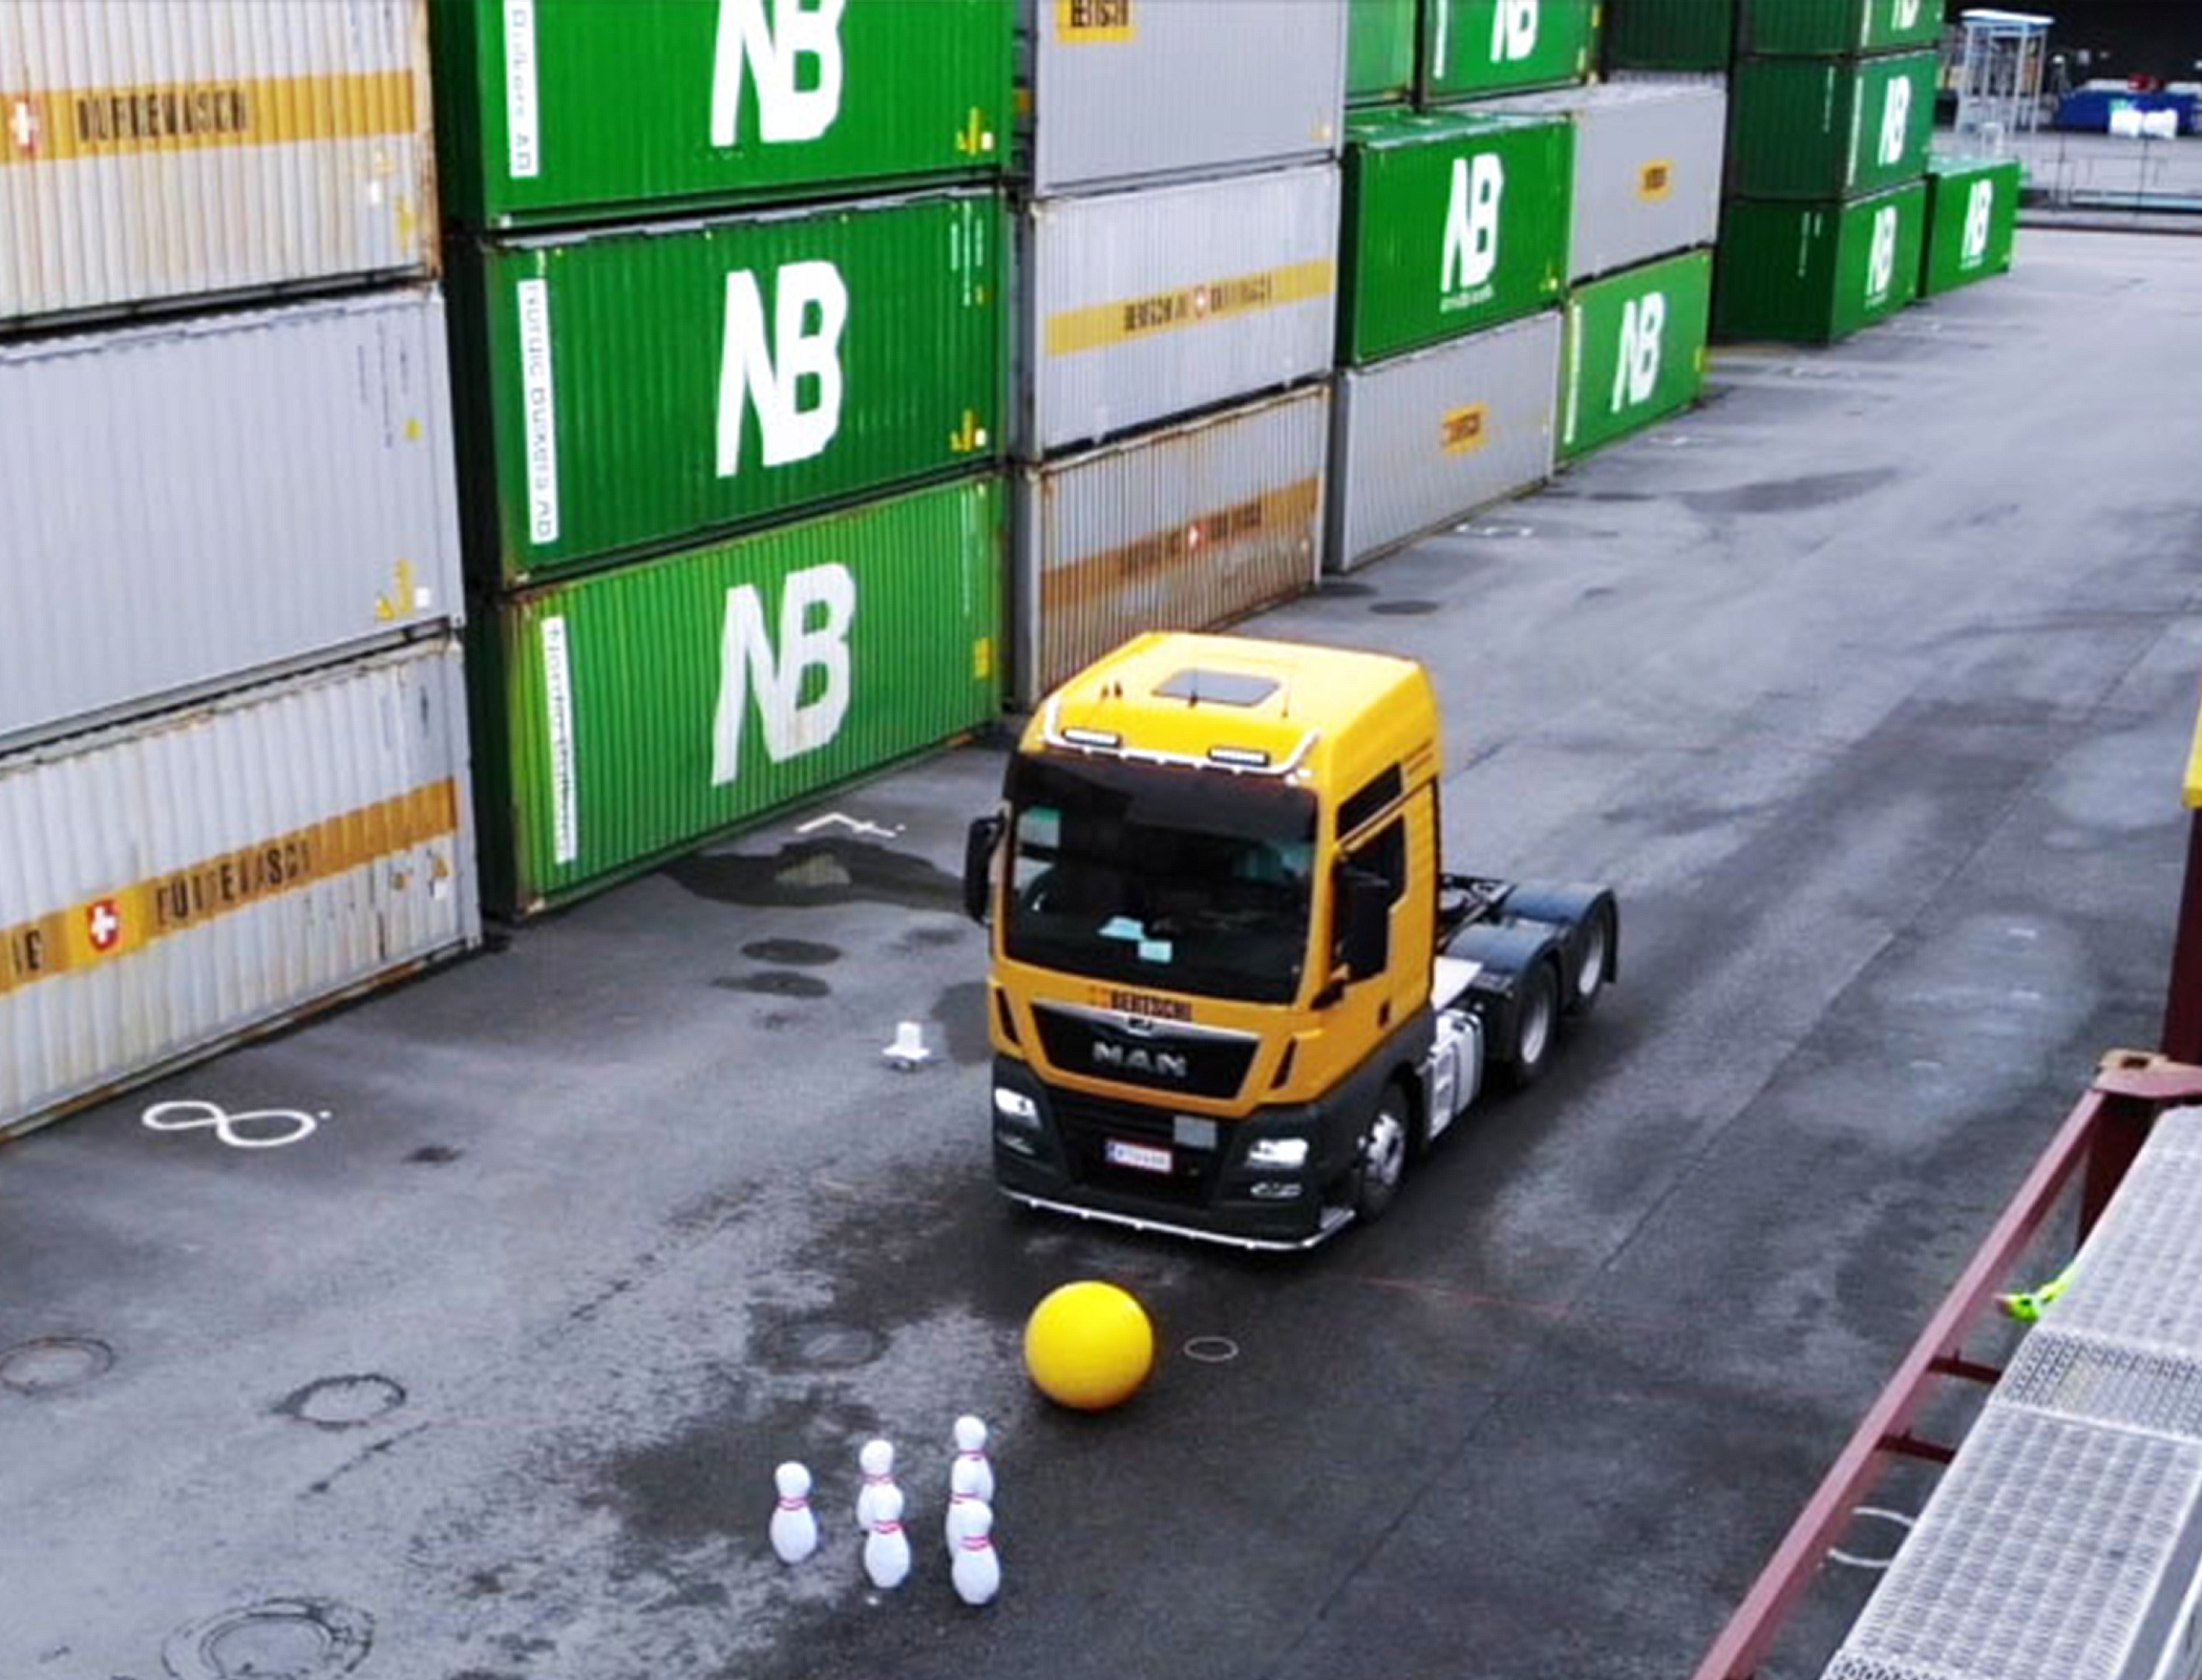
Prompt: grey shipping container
<box><xmin>1023</xmin><ymin>0</ymin><xmax>1346</xmax><ymax>193</ymax></box>
<box><xmin>0</xmin><ymin>288</ymin><xmax>462</xmax><ymax>752</ymax></box>
<box><xmin>1328</xmin><ymin>311</ymin><xmax>1560</xmax><ymax>572</ymax></box>
<box><xmin>1480</xmin><ymin>78</ymin><xmax>1725</xmax><ymax>283</ymax></box>
<box><xmin>0</xmin><ymin>638</ymin><xmax>480</xmax><ymax>1139</ymax></box>
<box><xmin>1018</xmin><ymin>163</ymin><xmax>1340</xmax><ymax>458</ymax></box>
<box><xmin>1014</xmin><ymin>385</ymin><xmax>1329</xmax><ymax>706</ymax></box>
<box><xmin>0</xmin><ymin>0</ymin><xmax>437</xmax><ymax>327</ymax></box>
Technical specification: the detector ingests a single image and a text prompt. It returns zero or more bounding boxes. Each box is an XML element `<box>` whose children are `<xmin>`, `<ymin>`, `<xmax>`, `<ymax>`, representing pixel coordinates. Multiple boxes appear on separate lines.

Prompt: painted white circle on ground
<box><xmin>1182</xmin><ymin>1337</ymin><xmax>1239</xmax><ymax>1364</ymax></box>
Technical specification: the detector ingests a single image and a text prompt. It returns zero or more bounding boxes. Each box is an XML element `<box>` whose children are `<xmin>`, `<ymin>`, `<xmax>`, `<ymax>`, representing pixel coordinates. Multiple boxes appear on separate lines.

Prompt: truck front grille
<box><xmin>1051</xmin><ymin>1094</ymin><xmax>1223</xmax><ymax>1207</ymax></box>
<box><xmin>1031</xmin><ymin>1005</ymin><xmax>1257</xmax><ymax>1101</ymax></box>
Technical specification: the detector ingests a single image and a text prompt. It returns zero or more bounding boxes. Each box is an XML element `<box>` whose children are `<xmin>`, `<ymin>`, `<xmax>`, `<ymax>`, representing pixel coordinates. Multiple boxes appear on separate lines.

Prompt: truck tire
<box><xmin>1352</xmin><ymin>1082</ymin><xmax>1413</xmax><ymax>1224</ymax></box>
<box><xmin>1506</xmin><ymin>961</ymin><xmax>1560</xmax><ymax>1089</ymax></box>
<box><xmin>1565</xmin><ymin>904</ymin><xmax>1615</xmax><ymax>1018</ymax></box>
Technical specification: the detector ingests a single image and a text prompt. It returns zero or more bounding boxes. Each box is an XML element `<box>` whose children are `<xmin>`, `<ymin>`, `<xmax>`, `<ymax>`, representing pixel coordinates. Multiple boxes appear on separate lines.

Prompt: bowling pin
<box><xmin>770</xmin><ymin>1462</ymin><xmax>818</xmax><ymax>1565</ymax></box>
<box><xmin>952</xmin><ymin>1500</ymin><xmax>1000</xmax><ymax>1607</ymax></box>
<box><xmin>864</xmin><ymin>1484</ymin><xmax>912</xmax><ymax>1590</ymax></box>
<box><xmin>953</xmin><ymin>1414</ymin><xmax>995</xmax><ymax>1505</ymax></box>
<box><xmin>855</xmin><ymin>1437</ymin><xmax>897</xmax><ymax>1531</ymax></box>
<box><xmin>945</xmin><ymin>1454</ymin><xmax>984</xmax><ymax>1558</ymax></box>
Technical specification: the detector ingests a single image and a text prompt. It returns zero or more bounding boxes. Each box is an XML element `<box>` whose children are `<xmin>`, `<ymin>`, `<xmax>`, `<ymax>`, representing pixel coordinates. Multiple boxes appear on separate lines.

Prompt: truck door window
<box><xmin>1333</xmin><ymin>818</ymin><xmax>1407</xmax><ymax>970</ymax></box>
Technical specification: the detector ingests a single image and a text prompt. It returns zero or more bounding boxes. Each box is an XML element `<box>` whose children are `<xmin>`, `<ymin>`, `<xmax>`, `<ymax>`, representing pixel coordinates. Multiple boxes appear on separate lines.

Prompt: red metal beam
<box><xmin>1689</xmin><ymin>1059</ymin><xmax>2202</xmax><ymax>1680</ymax></box>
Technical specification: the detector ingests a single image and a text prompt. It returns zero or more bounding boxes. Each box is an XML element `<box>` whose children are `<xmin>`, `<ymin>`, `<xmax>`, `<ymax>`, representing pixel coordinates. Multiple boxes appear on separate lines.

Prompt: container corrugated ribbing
<box><xmin>0</xmin><ymin>639</ymin><xmax>480</xmax><ymax>1139</ymax></box>
<box><xmin>1479</xmin><ymin>79</ymin><xmax>1725</xmax><ymax>284</ymax></box>
<box><xmin>1737</xmin><ymin>0</ymin><xmax>1945</xmax><ymax>58</ymax></box>
<box><xmin>1728</xmin><ymin>51</ymin><xmax>1937</xmax><ymax>201</ymax></box>
<box><xmin>1017</xmin><ymin>164</ymin><xmax>1339</xmax><ymax>460</ymax></box>
<box><xmin>478</xmin><ymin>474</ymin><xmax>1003</xmax><ymax>916</ymax></box>
<box><xmin>1419</xmin><ymin>0</ymin><xmax>1599</xmax><ymax>102</ymax></box>
<box><xmin>1920</xmin><ymin>156</ymin><xmax>2020</xmax><ymax>297</ymax></box>
<box><xmin>1716</xmin><ymin>182</ymin><xmax>1925</xmax><ymax>343</ymax></box>
<box><xmin>431</xmin><ymin>0</ymin><xmax>1012</xmax><ymax>229</ymax></box>
<box><xmin>449</xmin><ymin>186</ymin><xmax>1004</xmax><ymax>583</ymax></box>
<box><xmin>1024</xmin><ymin>0</ymin><xmax>1346</xmax><ymax>194</ymax></box>
<box><xmin>1339</xmin><ymin>107</ymin><xmax>1571</xmax><ymax>364</ymax></box>
<box><xmin>1330</xmin><ymin>312</ymin><xmax>1560</xmax><ymax>572</ymax></box>
<box><xmin>1603</xmin><ymin>0</ymin><xmax>1734</xmax><ymax>73</ymax></box>
<box><xmin>1013</xmin><ymin>386</ymin><xmax>1329</xmax><ymax>708</ymax></box>
<box><xmin>1558</xmin><ymin>249</ymin><xmax>1712</xmax><ymax>461</ymax></box>
<box><xmin>1347</xmin><ymin>0</ymin><xmax>1419</xmax><ymax>103</ymax></box>
<box><xmin>0</xmin><ymin>0</ymin><xmax>437</xmax><ymax>327</ymax></box>
<box><xmin>0</xmin><ymin>288</ymin><xmax>462</xmax><ymax>752</ymax></box>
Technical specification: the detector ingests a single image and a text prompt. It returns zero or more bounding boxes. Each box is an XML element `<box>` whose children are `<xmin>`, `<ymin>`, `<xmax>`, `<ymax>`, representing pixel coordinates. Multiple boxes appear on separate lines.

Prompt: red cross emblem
<box><xmin>87</xmin><ymin>899</ymin><xmax>122</xmax><ymax>952</ymax></box>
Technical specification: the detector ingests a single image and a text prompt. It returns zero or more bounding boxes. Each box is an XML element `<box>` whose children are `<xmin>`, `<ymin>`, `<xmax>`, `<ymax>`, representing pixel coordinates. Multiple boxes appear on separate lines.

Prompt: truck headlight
<box><xmin>1246</xmin><ymin>1137</ymin><xmax>1309</xmax><ymax>1170</ymax></box>
<box><xmin>993</xmin><ymin>1087</ymin><xmax>1040</xmax><ymax>1126</ymax></box>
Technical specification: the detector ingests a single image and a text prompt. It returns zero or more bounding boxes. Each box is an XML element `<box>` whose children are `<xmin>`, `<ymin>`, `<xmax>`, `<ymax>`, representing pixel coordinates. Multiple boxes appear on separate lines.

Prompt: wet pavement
<box><xmin>4</xmin><ymin>229</ymin><xmax>2200</xmax><ymax>1680</ymax></box>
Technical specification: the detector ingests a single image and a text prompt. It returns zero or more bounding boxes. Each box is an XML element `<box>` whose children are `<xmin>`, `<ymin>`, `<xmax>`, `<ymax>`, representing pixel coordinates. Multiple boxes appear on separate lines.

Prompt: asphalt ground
<box><xmin>4</xmin><ymin>229</ymin><xmax>2200</xmax><ymax>1680</ymax></box>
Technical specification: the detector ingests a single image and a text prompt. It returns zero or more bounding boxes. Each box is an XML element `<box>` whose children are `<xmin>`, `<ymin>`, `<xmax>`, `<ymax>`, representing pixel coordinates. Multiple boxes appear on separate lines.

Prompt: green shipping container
<box><xmin>1728</xmin><ymin>51</ymin><xmax>1937</xmax><ymax>200</ymax></box>
<box><xmin>1603</xmin><ymin>0</ymin><xmax>1733</xmax><ymax>70</ymax></box>
<box><xmin>432</xmin><ymin>0</ymin><xmax>1012</xmax><ymax>227</ymax></box>
<box><xmin>1349</xmin><ymin>0</ymin><xmax>1421</xmax><ymax>102</ymax></box>
<box><xmin>1920</xmin><ymin>155</ymin><xmax>2020</xmax><ymax>296</ymax></box>
<box><xmin>1558</xmin><ymin>248</ymin><xmax>1710</xmax><ymax>460</ymax></box>
<box><xmin>1737</xmin><ymin>0</ymin><xmax>1944</xmax><ymax>57</ymax></box>
<box><xmin>450</xmin><ymin>187</ymin><xmax>1004</xmax><ymax>584</ymax></box>
<box><xmin>476</xmin><ymin>474</ymin><xmax>1004</xmax><ymax>915</ymax></box>
<box><xmin>1340</xmin><ymin>107</ymin><xmax>1572</xmax><ymax>363</ymax></box>
<box><xmin>1420</xmin><ymin>0</ymin><xmax>1599</xmax><ymax>101</ymax></box>
<box><xmin>1715</xmin><ymin>182</ymin><xmax>1926</xmax><ymax>342</ymax></box>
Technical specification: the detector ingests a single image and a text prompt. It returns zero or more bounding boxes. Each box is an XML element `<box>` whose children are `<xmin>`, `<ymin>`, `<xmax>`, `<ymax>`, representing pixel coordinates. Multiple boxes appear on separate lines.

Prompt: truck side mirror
<box><xmin>963</xmin><ymin>816</ymin><xmax>1004</xmax><ymax>925</ymax></box>
<box><xmin>1340</xmin><ymin>866</ymin><xmax>1391</xmax><ymax>979</ymax></box>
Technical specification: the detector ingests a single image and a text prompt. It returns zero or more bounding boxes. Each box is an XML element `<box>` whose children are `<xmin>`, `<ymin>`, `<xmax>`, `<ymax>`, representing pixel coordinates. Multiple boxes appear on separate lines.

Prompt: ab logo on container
<box><xmin>712</xmin><ymin>0</ymin><xmax>846</xmax><ymax>147</ymax></box>
<box><xmin>719</xmin><ymin>261</ymin><xmax>848</xmax><ymax>474</ymax></box>
<box><xmin>1489</xmin><ymin>0</ymin><xmax>1540</xmax><ymax>62</ymax></box>
<box><xmin>1877</xmin><ymin>75</ymin><xmax>1914</xmax><ymax>168</ymax></box>
<box><xmin>1611</xmin><ymin>292</ymin><xmax>1666</xmax><ymax>413</ymax></box>
<box><xmin>712</xmin><ymin>562</ymin><xmax>855</xmax><ymax>787</ymax></box>
<box><xmin>1440</xmin><ymin>152</ymin><xmax>1505</xmax><ymax>310</ymax></box>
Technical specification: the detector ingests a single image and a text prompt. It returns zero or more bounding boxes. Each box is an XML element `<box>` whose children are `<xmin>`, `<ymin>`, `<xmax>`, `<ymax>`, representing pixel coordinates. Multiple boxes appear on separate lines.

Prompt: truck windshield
<box><xmin>1003</xmin><ymin>752</ymin><xmax>1316</xmax><ymax>1005</ymax></box>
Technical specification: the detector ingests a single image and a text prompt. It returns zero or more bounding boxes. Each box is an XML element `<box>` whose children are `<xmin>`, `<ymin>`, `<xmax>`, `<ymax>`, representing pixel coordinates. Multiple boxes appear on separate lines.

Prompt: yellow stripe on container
<box><xmin>0</xmin><ymin>780</ymin><xmax>460</xmax><ymax>997</ymax></box>
<box><xmin>1045</xmin><ymin>259</ymin><xmax>1335</xmax><ymax>357</ymax></box>
<box><xmin>0</xmin><ymin>70</ymin><xmax>419</xmax><ymax>166</ymax></box>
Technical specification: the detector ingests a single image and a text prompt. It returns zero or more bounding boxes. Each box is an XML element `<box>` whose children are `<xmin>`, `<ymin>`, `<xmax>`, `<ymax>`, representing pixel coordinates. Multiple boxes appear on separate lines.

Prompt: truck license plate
<box><xmin>1105</xmin><ymin>1138</ymin><xmax>1173</xmax><ymax>1175</ymax></box>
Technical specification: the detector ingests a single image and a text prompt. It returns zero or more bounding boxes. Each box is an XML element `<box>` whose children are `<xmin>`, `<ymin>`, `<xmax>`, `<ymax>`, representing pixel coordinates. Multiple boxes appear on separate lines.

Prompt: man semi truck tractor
<box><xmin>962</xmin><ymin>632</ymin><xmax>1618</xmax><ymax>1250</ymax></box>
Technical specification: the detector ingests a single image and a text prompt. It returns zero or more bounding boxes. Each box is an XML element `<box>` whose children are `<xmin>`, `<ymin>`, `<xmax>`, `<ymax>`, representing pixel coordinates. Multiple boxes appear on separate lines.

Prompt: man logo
<box><xmin>711</xmin><ymin>0</ymin><xmax>846</xmax><ymax>147</ymax></box>
<box><xmin>1092</xmin><ymin>1042</ymin><xmax>1191</xmax><ymax>1080</ymax></box>
<box><xmin>718</xmin><ymin>260</ymin><xmax>847</xmax><ymax>474</ymax></box>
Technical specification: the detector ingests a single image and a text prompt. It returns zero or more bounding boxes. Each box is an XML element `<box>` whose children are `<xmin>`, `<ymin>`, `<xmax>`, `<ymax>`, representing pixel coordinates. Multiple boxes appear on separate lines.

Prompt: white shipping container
<box><xmin>0</xmin><ymin>287</ymin><xmax>462</xmax><ymax>751</ymax></box>
<box><xmin>0</xmin><ymin>0</ymin><xmax>436</xmax><ymax>325</ymax></box>
<box><xmin>1481</xmin><ymin>79</ymin><xmax>1726</xmax><ymax>283</ymax></box>
<box><xmin>1024</xmin><ymin>0</ymin><xmax>1347</xmax><ymax>194</ymax></box>
<box><xmin>1328</xmin><ymin>313</ymin><xmax>1561</xmax><ymax>573</ymax></box>
<box><xmin>1014</xmin><ymin>385</ymin><xmax>1329</xmax><ymax>707</ymax></box>
<box><xmin>0</xmin><ymin>639</ymin><xmax>480</xmax><ymax>1138</ymax></box>
<box><xmin>1018</xmin><ymin>163</ymin><xmax>1340</xmax><ymax>459</ymax></box>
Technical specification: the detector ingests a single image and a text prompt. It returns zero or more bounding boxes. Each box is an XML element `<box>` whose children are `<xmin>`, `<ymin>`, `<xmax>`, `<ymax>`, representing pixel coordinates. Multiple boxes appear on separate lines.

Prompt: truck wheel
<box><xmin>1507</xmin><ymin>962</ymin><xmax>1560</xmax><ymax>1089</ymax></box>
<box><xmin>1565</xmin><ymin>906</ymin><xmax>1614</xmax><ymax>1018</ymax></box>
<box><xmin>1352</xmin><ymin>1082</ymin><xmax>1413</xmax><ymax>1224</ymax></box>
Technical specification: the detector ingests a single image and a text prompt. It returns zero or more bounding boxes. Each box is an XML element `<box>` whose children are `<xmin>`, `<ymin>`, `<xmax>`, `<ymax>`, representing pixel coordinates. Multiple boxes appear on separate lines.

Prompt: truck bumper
<box><xmin>989</xmin><ymin>1056</ymin><xmax>1359</xmax><ymax>1250</ymax></box>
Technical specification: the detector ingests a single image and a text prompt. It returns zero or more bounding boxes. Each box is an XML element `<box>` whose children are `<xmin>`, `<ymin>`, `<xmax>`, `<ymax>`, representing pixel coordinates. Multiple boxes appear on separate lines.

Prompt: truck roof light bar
<box><xmin>1041</xmin><ymin>697</ymin><xmax>1319</xmax><ymax>779</ymax></box>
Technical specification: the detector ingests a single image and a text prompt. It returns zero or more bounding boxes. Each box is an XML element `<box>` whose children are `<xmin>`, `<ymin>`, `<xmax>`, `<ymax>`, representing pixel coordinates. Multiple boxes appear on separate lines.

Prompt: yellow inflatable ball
<box><xmin>1023</xmin><ymin>1280</ymin><xmax>1156</xmax><ymax>1411</ymax></box>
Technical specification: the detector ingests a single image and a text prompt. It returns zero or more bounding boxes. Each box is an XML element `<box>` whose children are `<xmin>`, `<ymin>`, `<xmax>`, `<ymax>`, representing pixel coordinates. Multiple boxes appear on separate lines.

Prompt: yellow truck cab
<box><xmin>963</xmin><ymin>632</ymin><xmax>1618</xmax><ymax>1250</ymax></box>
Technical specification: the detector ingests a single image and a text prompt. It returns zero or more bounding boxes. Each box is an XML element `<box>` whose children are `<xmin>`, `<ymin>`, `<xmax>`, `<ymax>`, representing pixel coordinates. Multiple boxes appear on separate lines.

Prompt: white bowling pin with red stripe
<box><xmin>770</xmin><ymin>1461</ymin><xmax>818</xmax><ymax>1565</ymax></box>
<box><xmin>945</xmin><ymin>1454</ymin><xmax>984</xmax><ymax>1558</ymax></box>
<box><xmin>953</xmin><ymin>1414</ymin><xmax>995</xmax><ymax>1505</ymax></box>
<box><xmin>855</xmin><ymin>1437</ymin><xmax>897</xmax><ymax>1531</ymax></box>
<box><xmin>864</xmin><ymin>1484</ymin><xmax>912</xmax><ymax>1590</ymax></box>
<box><xmin>953</xmin><ymin>1500</ymin><xmax>999</xmax><ymax>1606</ymax></box>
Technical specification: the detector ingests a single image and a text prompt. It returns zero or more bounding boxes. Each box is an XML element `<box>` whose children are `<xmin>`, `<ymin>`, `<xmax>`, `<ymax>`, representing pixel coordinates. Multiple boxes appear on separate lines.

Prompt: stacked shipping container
<box><xmin>1009</xmin><ymin>1</ymin><xmax>1348</xmax><ymax>705</ymax></box>
<box><xmin>430</xmin><ymin>0</ymin><xmax>1012</xmax><ymax>914</ymax></box>
<box><xmin>1713</xmin><ymin>0</ymin><xmax>1944</xmax><ymax>341</ymax></box>
<box><xmin>0</xmin><ymin>0</ymin><xmax>480</xmax><ymax>1138</ymax></box>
